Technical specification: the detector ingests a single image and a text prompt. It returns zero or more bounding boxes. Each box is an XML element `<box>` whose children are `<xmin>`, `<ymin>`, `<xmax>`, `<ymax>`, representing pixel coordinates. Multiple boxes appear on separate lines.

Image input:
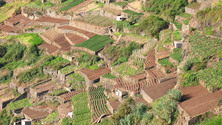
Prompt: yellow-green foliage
<box><xmin>0</xmin><ymin>0</ymin><xmax>30</xmax><ymax>23</ymax></box>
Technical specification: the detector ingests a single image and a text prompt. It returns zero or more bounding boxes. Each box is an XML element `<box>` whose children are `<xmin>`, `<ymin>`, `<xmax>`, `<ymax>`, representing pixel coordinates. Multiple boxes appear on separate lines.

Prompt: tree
<box><xmin>110</xmin><ymin>96</ymin><xmax>135</xmax><ymax>125</ymax></box>
<box><xmin>154</xmin><ymin>89</ymin><xmax>182</xmax><ymax>124</ymax></box>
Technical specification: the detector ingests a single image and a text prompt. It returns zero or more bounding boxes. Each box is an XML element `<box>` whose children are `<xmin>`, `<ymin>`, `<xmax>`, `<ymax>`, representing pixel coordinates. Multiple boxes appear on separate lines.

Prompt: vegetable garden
<box><xmin>88</xmin><ymin>87</ymin><xmax>110</xmax><ymax>121</ymax></box>
<box><xmin>75</xmin><ymin>35</ymin><xmax>114</xmax><ymax>52</ymax></box>
<box><xmin>189</xmin><ymin>32</ymin><xmax>222</xmax><ymax>61</ymax></box>
<box><xmin>71</xmin><ymin>92</ymin><xmax>92</xmax><ymax>125</ymax></box>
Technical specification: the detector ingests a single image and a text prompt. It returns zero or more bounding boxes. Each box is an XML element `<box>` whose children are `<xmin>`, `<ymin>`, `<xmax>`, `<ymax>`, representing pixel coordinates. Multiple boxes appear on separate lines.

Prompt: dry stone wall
<box><xmin>185</xmin><ymin>7</ymin><xmax>197</xmax><ymax>15</ymax></box>
<box><xmin>69</xmin><ymin>20</ymin><xmax>110</xmax><ymax>35</ymax></box>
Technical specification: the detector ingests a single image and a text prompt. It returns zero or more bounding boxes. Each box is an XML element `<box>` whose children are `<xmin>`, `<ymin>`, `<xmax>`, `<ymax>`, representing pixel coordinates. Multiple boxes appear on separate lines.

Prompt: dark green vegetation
<box><xmin>143</xmin><ymin>0</ymin><xmax>188</xmax><ymax>20</ymax></box>
<box><xmin>75</xmin><ymin>35</ymin><xmax>114</xmax><ymax>51</ymax></box>
<box><xmin>135</xmin><ymin>15</ymin><xmax>169</xmax><ymax>38</ymax></box>
<box><xmin>170</xmin><ymin>48</ymin><xmax>182</xmax><ymax>63</ymax></box>
<box><xmin>103</xmin><ymin>42</ymin><xmax>140</xmax><ymax>66</ymax></box>
<box><xmin>0</xmin><ymin>42</ymin><xmax>43</xmax><ymax>84</ymax></box>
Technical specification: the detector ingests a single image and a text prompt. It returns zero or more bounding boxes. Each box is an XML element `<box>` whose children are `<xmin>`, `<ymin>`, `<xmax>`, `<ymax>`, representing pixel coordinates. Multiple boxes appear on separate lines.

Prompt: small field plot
<box><xmin>88</xmin><ymin>87</ymin><xmax>110</xmax><ymax>121</ymax></box>
<box><xmin>75</xmin><ymin>15</ymin><xmax>113</xmax><ymax>27</ymax></box>
<box><xmin>112</xmin><ymin>62</ymin><xmax>144</xmax><ymax>77</ymax></box>
<box><xmin>71</xmin><ymin>92</ymin><xmax>92</xmax><ymax>125</ymax></box>
<box><xmin>75</xmin><ymin>35</ymin><xmax>113</xmax><ymax>51</ymax></box>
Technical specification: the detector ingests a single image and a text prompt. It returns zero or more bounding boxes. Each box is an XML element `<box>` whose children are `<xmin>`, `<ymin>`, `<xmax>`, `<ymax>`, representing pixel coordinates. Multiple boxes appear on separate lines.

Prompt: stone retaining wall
<box><xmin>185</xmin><ymin>7</ymin><xmax>197</xmax><ymax>15</ymax></box>
<box><xmin>71</xmin><ymin>46</ymin><xmax>96</xmax><ymax>55</ymax></box>
<box><xmin>98</xmin><ymin>53</ymin><xmax>112</xmax><ymax>68</ymax></box>
<box><xmin>56</xmin><ymin>27</ymin><xmax>90</xmax><ymax>39</ymax></box>
<box><xmin>100</xmin><ymin>77</ymin><xmax>114</xmax><ymax>90</ymax></box>
<box><xmin>73</xmin><ymin>10</ymin><xmax>117</xmax><ymax>20</ymax></box>
<box><xmin>69</xmin><ymin>20</ymin><xmax>110</xmax><ymax>35</ymax></box>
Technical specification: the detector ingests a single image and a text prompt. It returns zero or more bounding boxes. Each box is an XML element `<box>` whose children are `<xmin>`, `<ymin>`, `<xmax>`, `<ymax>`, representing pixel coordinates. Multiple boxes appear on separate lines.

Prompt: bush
<box><xmin>182</xmin><ymin>59</ymin><xmax>192</xmax><ymax>72</ymax></box>
<box><xmin>181</xmin><ymin>72</ymin><xmax>199</xmax><ymax>87</ymax></box>
<box><xmin>2</xmin><ymin>43</ymin><xmax>26</xmax><ymax>62</ymax></box>
<box><xmin>143</xmin><ymin>0</ymin><xmax>188</xmax><ymax>20</ymax></box>
<box><xmin>0</xmin><ymin>71</ymin><xmax>13</xmax><ymax>84</ymax></box>
<box><xmin>135</xmin><ymin>15</ymin><xmax>169</xmax><ymax>38</ymax></box>
<box><xmin>18</xmin><ymin>67</ymin><xmax>44</xmax><ymax>83</ymax></box>
<box><xmin>0</xmin><ymin>45</ymin><xmax>6</xmax><ymax>57</ymax></box>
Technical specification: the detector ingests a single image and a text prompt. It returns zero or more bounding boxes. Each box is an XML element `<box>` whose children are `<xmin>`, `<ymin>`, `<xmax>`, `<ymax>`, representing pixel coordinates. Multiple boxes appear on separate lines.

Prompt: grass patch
<box><xmin>187</xmin><ymin>2</ymin><xmax>201</xmax><ymax>10</ymax></box>
<box><xmin>75</xmin><ymin>35</ymin><xmax>113</xmax><ymax>51</ymax></box>
<box><xmin>177</xmin><ymin>12</ymin><xmax>191</xmax><ymax>18</ymax></box>
<box><xmin>173</xmin><ymin>30</ymin><xmax>182</xmax><ymax>41</ymax></box>
<box><xmin>204</xmin><ymin>27</ymin><xmax>214</xmax><ymax>35</ymax></box>
<box><xmin>102</xmin><ymin>73</ymin><xmax>116</xmax><ymax>79</ymax></box>
<box><xmin>112</xmin><ymin>63</ymin><xmax>143</xmax><ymax>77</ymax></box>
<box><xmin>170</xmin><ymin>51</ymin><xmax>182</xmax><ymax>63</ymax></box>
<box><xmin>183</xmin><ymin>18</ymin><xmax>190</xmax><ymax>25</ymax></box>
<box><xmin>196</xmin><ymin>115</ymin><xmax>222</xmax><ymax>125</ymax></box>
<box><xmin>112</xmin><ymin>2</ymin><xmax>128</xmax><ymax>7</ymax></box>
<box><xmin>172</xmin><ymin>21</ymin><xmax>182</xmax><ymax>30</ymax></box>
<box><xmin>158</xmin><ymin>58</ymin><xmax>173</xmax><ymax>67</ymax></box>
<box><xmin>59</xmin><ymin>65</ymin><xmax>74</xmax><ymax>74</ymax></box>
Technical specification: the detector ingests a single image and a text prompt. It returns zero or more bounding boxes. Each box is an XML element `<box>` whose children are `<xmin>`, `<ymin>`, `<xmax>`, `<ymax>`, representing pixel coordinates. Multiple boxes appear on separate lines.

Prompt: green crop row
<box><xmin>189</xmin><ymin>32</ymin><xmax>222</xmax><ymax>61</ymax></box>
<box><xmin>75</xmin><ymin>35</ymin><xmax>113</xmax><ymax>51</ymax></box>
<box><xmin>59</xmin><ymin>0</ymin><xmax>86</xmax><ymax>11</ymax></box>
<box><xmin>72</xmin><ymin>92</ymin><xmax>91</xmax><ymax>125</ymax></box>
<box><xmin>197</xmin><ymin>61</ymin><xmax>222</xmax><ymax>89</ymax></box>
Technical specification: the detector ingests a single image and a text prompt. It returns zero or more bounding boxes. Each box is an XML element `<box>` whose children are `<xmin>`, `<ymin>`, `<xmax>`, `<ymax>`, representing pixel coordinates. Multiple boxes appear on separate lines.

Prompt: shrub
<box><xmin>135</xmin><ymin>15</ymin><xmax>169</xmax><ymax>38</ymax></box>
<box><xmin>181</xmin><ymin>72</ymin><xmax>199</xmax><ymax>87</ymax></box>
<box><xmin>182</xmin><ymin>59</ymin><xmax>192</xmax><ymax>72</ymax></box>
<box><xmin>0</xmin><ymin>71</ymin><xmax>13</xmax><ymax>84</ymax></box>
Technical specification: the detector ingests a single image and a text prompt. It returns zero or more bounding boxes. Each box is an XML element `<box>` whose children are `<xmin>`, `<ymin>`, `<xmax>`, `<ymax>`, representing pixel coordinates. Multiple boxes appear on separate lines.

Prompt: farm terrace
<box><xmin>141</xmin><ymin>78</ymin><xmax>177</xmax><ymax>103</ymax></box>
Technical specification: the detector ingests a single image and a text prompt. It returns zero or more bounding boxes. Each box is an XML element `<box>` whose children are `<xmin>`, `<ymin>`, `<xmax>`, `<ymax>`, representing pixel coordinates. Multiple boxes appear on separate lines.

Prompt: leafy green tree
<box><xmin>154</xmin><ymin>89</ymin><xmax>182</xmax><ymax>124</ymax></box>
<box><xmin>110</xmin><ymin>96</ymin><xmax>135</xmax><ymax>125</ymax></box>
<box><xmin>182</xmin><ymin>59</ymin><xmax>192</xmax><ymax>71</ymax></box>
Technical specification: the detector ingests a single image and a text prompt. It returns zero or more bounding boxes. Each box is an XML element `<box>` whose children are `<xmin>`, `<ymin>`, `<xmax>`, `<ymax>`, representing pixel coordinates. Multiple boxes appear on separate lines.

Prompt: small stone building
<box><xmin>107</xmin><ymin>100</ymin><xmax>121</xmax><ymax>114</ymax></box>
<box><xmin>141</xmin><ymin>78</ymin><xmax>176</xmax><ymax>103</ymax></box>
<box><xmin>80</xmin><ymin>67</ymin><xmax>111</xmax><ymax>89</ymax></box>
<box><xmin>22</xmin><ymin>107</ymin><xmax>49</xmax><ymax>121</ymax></box>
<box><xmin>30</xmin><ymin>81</ymin><xmax>55</xmax><ymax>99</ymax></box>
